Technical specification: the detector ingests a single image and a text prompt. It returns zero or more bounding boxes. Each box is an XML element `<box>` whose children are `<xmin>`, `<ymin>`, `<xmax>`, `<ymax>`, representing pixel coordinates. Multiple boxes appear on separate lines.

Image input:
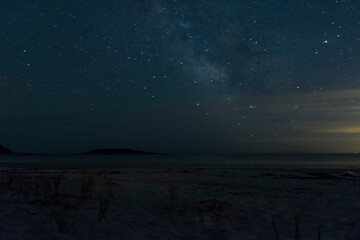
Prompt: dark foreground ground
<box><xmin>0</xmin><ymin>167</ymin><xmax>359</xmax><ymax>239</ymax></box>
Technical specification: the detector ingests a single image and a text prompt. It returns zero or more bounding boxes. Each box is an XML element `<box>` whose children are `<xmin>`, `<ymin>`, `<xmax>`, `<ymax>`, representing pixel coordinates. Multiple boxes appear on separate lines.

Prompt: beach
<box><xmin>0</xmin><ymin>157</ymin><xmax>359</xmax><ymax>239</ymax></box>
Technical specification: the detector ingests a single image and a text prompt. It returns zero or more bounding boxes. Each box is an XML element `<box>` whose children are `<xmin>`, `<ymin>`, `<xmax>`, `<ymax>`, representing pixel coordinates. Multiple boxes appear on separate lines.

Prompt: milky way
<box><xmin>1</xmin><ymin>1</ymin><xmax>360</xmax><ymax>153</ymax></box>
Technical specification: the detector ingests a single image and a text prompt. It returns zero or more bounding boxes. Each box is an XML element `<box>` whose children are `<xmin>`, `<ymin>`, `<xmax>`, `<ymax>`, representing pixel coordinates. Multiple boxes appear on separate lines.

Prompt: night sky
<box><xmin>1</xmin><ymin>1</ymin><xmax>360</xmax><ymax>154</ymax></box>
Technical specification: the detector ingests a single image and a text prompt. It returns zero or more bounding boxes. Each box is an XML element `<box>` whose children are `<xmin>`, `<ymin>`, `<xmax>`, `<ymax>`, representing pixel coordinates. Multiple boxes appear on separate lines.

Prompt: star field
<box><xmin>1</xmin><ymin>0</ymin><xmax>360</xmax><ymax>153</ymax></box>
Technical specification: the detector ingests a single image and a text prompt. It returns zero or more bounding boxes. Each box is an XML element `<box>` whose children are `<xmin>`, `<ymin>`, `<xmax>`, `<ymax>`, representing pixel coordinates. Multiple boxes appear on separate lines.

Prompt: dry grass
<box><xmin>345</xmin><ymin>217</ymin><xmax>360</xmax><ymax>239</ymax></box>
<box><xmin>51</xmin><ymin>173</ymin><xmax>63</xmax><ymax>197</ymax></box>
<box><xmin>96</xmin><ymin>182</ymin><xmax>115</xmax><ymax>223</ymax></box>
<box><xmin>167</xmin><ymin>183</ymin><xmax>177</xmax><ymax>203</ymax></box>
<box><xmin>269</xmin><ymin>199</ymin><xmax>317</xmax><ymax>240</ymax></box>
<box><xmin>269</xmin><ymin>210</ymin><xmax>280</xmax><ymax>240</ymax></box>
<box><xmin>81</xmin><ymin>173</ymin><xmax>95</xmax><ymax>200</ymax></box>
<box><xmin>49</xmin><ymin>204</ymin><xmax>76</xmax><ymax>233</ymax></box>
<box><xmin>317</xmin><ymin>226</ymin><xmax>322</xmax><ymax>240</ymax></box>
<box><xmin>0</xmin><ymin>172</ymin><xmax>11</xmax><ymax>199</ymax></box>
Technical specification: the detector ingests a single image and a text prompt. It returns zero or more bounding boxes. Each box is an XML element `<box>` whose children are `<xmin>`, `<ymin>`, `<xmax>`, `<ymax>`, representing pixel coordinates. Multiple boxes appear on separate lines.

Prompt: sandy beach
<box><xmin>0</xmin><ymin>166</ymin><xmax>359</xmax><ymax>240</ymax></box>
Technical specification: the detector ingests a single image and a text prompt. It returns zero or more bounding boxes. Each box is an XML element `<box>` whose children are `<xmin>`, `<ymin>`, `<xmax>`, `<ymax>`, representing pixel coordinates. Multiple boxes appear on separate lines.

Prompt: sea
<box><xmin>0</xmin><ymin>154</ymin><xmax>359</xmax><ymax>169</ymax></box>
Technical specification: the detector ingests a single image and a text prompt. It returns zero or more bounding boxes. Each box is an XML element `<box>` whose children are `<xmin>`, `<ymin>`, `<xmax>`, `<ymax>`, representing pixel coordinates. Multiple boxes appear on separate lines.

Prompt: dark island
<box><xmin>82</xmin><ymin>148</ymin><xmax>158</xmax><ymax>155</ymax></box>
<box><xmin>0</xmin><ymin>145</ymin><xmax>12</xmax><ymax>155</ymax></box>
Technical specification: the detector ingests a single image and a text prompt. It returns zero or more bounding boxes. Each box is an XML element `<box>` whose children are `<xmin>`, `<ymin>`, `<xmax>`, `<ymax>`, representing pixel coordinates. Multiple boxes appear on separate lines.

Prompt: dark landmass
<box><xmin>0</xmin><ymin>145</ymin><xmax>12</xmax><ymax>155</ymax></box>
<box><xmin>82</xmin><ymin>148</ymin><xmax>159</xmax><ymax>155</ymax></box>
<box><xmin>0</xmin><ymin>144</ymin><xmax>159</xmax><ymax>156</ymax></box>
<box><xmin>15</xmin><ymin>153</ymin><xmax>52</xmax><ymax>156</ymax></box>
<box><xmin>0</xmin><ymin>145</ymin><xmax>52</xmax><ymax>156</ymax></box>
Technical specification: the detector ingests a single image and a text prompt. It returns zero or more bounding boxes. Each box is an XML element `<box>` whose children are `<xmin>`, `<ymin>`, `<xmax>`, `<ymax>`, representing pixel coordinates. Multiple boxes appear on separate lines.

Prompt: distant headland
<box><xmin>0</xmin><ymin>145</ymin><xmax>159</xmax><ymax>156</ymax></box>
<box><xmin>0</xmin><ymin>145</ymin><xmax>12</xmax><ymax>155</ymax></box>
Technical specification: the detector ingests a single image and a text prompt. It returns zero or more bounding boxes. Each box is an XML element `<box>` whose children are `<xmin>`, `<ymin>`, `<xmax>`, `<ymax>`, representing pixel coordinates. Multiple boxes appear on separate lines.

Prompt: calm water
<box><xmin>0</xmin><ymin>154</ymin><xmax>360</xmax><ymax>169</ymax></box>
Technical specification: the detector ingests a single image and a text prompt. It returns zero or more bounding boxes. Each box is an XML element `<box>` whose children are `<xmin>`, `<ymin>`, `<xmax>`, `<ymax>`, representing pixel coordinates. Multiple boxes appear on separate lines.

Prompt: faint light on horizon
<box><xmin>317</xmin><ymin>127</ymin><xmax>360</xmax><ymax>133</ymax></box>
